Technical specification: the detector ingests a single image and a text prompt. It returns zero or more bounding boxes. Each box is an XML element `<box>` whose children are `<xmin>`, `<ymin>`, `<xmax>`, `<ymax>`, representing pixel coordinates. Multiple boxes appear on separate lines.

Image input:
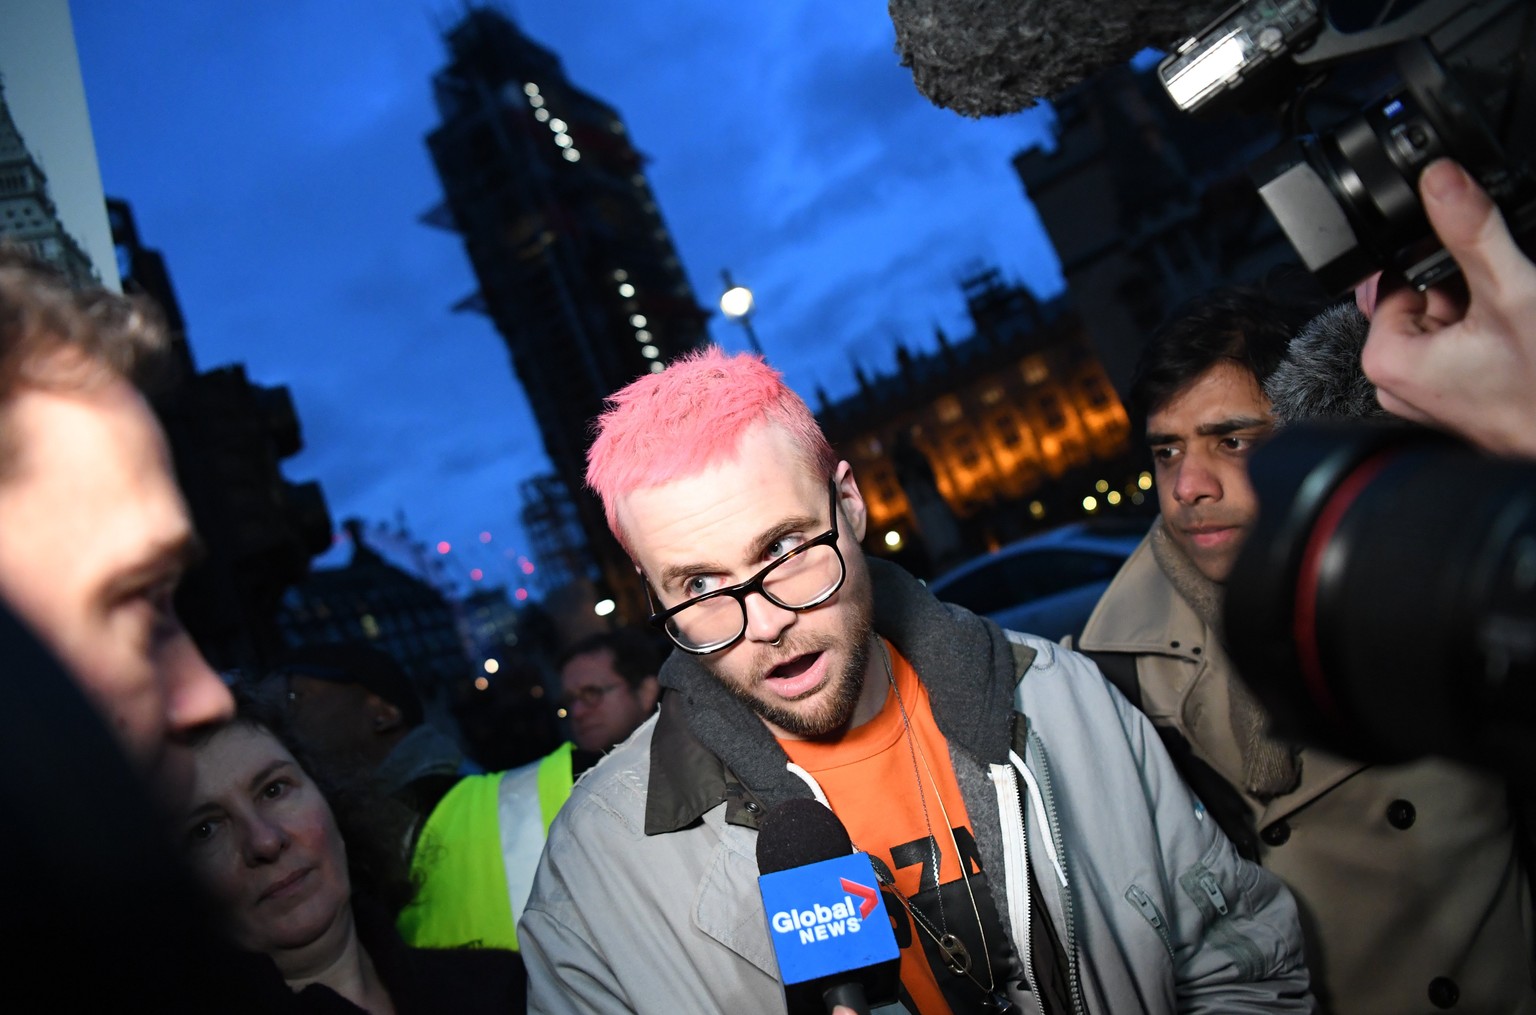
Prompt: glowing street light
<box><xmin>719</xmin><ymin>280</ymin><xmax>753</xmax><ymax>318</ymax></box>
<box><xmin>719</xmin><ymin>269</ymin><xmax>764</xmax><ymax>357</ymax></box>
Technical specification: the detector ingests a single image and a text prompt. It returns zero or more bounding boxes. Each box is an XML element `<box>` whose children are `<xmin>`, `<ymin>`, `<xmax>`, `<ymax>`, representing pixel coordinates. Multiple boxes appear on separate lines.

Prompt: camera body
<box><xmin>1159</xmin><ymin>0</ymin><xmax>1535</xmax><ymax>294</ymax></box>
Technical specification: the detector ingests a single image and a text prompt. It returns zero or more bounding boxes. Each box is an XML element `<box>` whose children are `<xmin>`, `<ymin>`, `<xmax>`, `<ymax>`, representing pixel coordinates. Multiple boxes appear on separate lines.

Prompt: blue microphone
<box><xmin>756</xmin><ymin>799</ymin><xmax>901</xmax><ymax>1015</ymax></box>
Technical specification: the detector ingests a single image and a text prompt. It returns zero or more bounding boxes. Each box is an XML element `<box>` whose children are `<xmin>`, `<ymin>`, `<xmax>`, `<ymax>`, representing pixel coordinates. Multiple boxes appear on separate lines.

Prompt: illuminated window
<box><xmin>1038</xmin><ymin>394</ymin><xmax>1066</xmax><ymax>429</ymax></box>
<box><xmin>954</xmin><ymin>434</ymin><xmax>980</xmax><ymax>469</ymax></box>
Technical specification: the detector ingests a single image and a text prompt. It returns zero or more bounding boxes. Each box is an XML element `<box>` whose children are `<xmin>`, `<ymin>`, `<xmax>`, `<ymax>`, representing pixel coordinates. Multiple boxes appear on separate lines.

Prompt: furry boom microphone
<box><xmin>888</xmin><ymin>0</ymin><xmax>1228</xmax><ymax>116</ymax></box>
<box><xmin>1265</xmin><ymin>302</ymin><xmax>1392</xmax><ymax>427</ymax></box>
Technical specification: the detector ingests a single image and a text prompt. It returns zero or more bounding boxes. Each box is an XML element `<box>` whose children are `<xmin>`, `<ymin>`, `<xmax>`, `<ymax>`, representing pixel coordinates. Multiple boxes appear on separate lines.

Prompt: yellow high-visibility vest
<box><xmin>397</xmin><ymin>742</ymin><xmax>575</xmax><ymax>951</ymax></box>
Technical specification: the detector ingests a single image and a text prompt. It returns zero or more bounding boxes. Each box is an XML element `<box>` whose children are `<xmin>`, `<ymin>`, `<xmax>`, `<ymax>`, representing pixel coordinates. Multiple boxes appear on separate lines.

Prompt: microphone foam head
<box><xmin>889</xmin><ymin>0</ymin><xmax>1226</xmax><ymax>115</ymax></box>
<box><xmin>755</xmin><ymin>799</ymin><xmax>853</xmax><ymax>874</ymax></box>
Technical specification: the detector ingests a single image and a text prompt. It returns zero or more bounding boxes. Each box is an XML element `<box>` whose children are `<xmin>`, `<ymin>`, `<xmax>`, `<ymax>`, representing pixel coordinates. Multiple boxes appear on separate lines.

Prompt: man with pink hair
<box><xmin>520</xmin><ymin>347</ymin><xmax>1310</xmax><ymax>1014</ymax></box>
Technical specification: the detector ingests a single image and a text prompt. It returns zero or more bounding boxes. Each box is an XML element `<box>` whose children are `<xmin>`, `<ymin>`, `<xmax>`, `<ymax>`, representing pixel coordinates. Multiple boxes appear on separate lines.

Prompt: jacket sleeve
<box><xmin>1012</xmin><ymin>635</ymin><xmax>1314</xmax><ymax>1014</ymax></box>
<box><xmin>519</xmin><ymin>818</ymin><xmax>636</xmax><ymax>1015</ymax></box>
<box><xmin>518</xmin><ymin>758</ymin><xmax>787</xmax><ymax>1015</ymax></box>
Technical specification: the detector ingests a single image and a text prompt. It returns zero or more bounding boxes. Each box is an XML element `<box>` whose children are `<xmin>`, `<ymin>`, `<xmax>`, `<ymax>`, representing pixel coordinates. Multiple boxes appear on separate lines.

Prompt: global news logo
<box><xmin>770</xmin><ymin>877</ymin><xmax>880</xmax><ymax>945</ymax></box>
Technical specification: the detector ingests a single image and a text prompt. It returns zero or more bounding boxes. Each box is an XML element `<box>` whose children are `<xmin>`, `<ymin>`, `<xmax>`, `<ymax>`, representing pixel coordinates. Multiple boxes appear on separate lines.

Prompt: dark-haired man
<box><xmin>559</xmin><ymin>628</ymin><xmax>663</xmax><ymax>756</ymax></box>
<box><xmin>1077</xmin><ymin>285</ymin><xmax>1536</xmax><ymax>1013</ymax></box>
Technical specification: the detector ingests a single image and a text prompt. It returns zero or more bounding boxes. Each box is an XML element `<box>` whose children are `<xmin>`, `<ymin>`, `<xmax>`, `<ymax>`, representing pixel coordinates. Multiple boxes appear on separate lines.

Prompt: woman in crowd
<box><xmin>178</xmin><ymin>693</ymin><xmax>525</xmax><ymax>1013</ymax></box>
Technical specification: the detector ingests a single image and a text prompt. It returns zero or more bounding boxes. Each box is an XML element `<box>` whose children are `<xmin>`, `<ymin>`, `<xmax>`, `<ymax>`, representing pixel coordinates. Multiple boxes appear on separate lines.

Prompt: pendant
<box><xmin>938</xmin><ymin>933</ymin><xmax>971</xmax><ymax>975</ymax></box>
<box><xmin>985</xmin><ymin>991</ymin><xmax>1023</xmax><ymax>1015</ymax></box>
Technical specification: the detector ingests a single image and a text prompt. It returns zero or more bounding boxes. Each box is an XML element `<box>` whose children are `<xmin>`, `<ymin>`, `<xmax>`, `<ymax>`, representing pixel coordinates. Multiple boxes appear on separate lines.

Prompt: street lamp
<box><xmin>719</xmin><ymin>269</ymin><xmax>765</xmax><ymax>357</ymax></box>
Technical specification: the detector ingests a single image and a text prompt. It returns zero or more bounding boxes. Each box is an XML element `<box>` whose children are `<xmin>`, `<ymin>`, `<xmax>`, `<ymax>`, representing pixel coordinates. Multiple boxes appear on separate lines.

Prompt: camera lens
<box><xmin>1224</xmin><ymin>423</ymin><xmax>1536</xmax><ymax>774</ymax></box>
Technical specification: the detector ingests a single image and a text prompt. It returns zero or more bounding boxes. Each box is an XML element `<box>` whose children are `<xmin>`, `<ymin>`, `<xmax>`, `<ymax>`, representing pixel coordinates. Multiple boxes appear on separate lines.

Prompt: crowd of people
<box><xmin>2</xmin><ymin>149</ymin><xmax>1533</xmax><ymax>1014</ymax></box>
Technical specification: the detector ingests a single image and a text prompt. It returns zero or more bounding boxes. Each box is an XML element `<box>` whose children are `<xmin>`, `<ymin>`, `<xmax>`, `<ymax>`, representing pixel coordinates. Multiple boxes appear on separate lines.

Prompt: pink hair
<box><xmin>586</xmin><ymin>347</ymin><xmax>837</xmax><ymax>547</ymax></box>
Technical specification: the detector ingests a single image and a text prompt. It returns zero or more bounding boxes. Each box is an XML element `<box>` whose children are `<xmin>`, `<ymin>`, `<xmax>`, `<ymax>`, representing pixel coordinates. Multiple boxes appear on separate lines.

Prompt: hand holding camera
<box><xmin>1360</xmin><ymin>159</ymin><xmax>1536</xmax><ymax>459</ymax></box>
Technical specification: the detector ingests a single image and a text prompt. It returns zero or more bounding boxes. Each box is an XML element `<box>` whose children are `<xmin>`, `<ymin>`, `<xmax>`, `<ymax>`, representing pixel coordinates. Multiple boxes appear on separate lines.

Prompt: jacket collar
<box><xmin>644</xmin><ymin>691</ymin><xmax>761</xmax><ymax>835</ymax></box>
<box><xmin>645</xmin><ymin>556</ymin><xmax>1018</xmax><ymax>835</ymax></box>
<box><xmin>1077</xmin><ymin>523</ymin><xmax>1207</xmax><ymax>660</ymax></box>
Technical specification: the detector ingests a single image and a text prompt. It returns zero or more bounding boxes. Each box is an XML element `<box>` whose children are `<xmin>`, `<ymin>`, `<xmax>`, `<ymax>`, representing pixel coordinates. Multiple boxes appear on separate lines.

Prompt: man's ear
<box><xmin>834</xmin><ymin>461</ymin><xmax>868</xmax><ymax>543</ymax></box>
<box><xmin>637</xmin><ymin>674</ymin><xmax>661</xmax><ymax>714</ymax></box>
<box><xmin>364</xmin><ymin>693</ymin><xmax>404</xmax><ymax>735</ymax></box>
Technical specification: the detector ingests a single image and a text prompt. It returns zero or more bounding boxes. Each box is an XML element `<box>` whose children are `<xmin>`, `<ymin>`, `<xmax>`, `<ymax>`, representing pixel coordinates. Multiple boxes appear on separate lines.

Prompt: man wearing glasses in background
<box><xmin>518</xmin><ymin>347</ymin><xmax>1310</xmax><ymax>1014</ymax></box>
<box><xmin>558</xmin><ymin>629</ymin><xmax>664</xmax><ymax>761</ymax></box>
<box><xmin>398</xmin><ymin>628</ymin><xmax>662</xmax><ymax>954</ymax></box>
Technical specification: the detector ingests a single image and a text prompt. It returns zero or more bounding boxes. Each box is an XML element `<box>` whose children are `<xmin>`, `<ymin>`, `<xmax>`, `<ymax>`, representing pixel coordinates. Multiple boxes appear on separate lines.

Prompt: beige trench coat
<box><xmin>1077</xmin><ymin>534</ymin><xmax>1535</xmax><ymax>1014</ymax></box>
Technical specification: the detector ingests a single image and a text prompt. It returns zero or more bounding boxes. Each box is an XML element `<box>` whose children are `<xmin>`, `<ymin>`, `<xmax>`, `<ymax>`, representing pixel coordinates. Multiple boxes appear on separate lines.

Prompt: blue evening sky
<box><xmin>69</xmin><ymin>1</ymin><xmax>1063</xmax><ymax>594</ymax></box>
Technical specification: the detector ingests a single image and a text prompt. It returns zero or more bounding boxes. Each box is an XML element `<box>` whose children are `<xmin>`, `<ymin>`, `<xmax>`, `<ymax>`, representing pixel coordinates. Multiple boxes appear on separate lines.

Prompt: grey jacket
<box><xmin>521</xmin><ymin>558</ymin><xmax>1310</xmax><ymax>1013</ymax></box>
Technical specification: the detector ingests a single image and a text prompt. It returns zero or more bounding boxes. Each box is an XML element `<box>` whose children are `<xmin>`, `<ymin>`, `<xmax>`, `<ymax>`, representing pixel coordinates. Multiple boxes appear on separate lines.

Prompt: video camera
<box><xmin>1157</xmin><ymin>1</ymin><xmax>1536</xmax><ymax>779</ymax></box>
<box><xmin>1157</xmin><ymin>0</ymin><xmax>1534</xmax><ymax>294</ymax></box>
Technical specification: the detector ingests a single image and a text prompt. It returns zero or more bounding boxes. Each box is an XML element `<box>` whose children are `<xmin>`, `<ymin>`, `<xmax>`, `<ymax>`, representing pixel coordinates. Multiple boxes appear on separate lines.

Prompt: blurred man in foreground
<box><xmin>0</xmin><ymin>247</ymin><xmax>268</xmax><ymax>1009</ymax></box>
<box><xmin>0</xmin><ymin>247</ymin><xmax>233</xmax><ymax>793</ymax></box>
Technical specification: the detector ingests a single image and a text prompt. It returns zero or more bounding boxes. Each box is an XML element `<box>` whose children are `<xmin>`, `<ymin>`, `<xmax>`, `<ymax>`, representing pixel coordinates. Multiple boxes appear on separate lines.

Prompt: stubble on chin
<box><xmin>751</xmin><ymin>638</ymin><xmax>870</xmax><ymax>738</ymax></box>
<box><xmin>724</xmin><ymin>590</ymin><xmax>877</xmax><ymax>739</ymax></box>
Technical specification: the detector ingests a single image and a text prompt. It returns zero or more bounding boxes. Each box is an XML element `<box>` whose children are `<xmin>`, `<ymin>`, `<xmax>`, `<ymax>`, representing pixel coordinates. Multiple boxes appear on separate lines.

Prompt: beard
<box><xmin>716</xmin><ymin>564</ymin><xmax>877</xmax><ymax>739</ymax></box>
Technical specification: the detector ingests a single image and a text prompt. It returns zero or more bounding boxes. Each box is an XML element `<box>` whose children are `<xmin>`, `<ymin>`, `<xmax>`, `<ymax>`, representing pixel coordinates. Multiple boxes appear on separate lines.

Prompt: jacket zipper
<box><xmin>991</xmin><ymin>761</ymin><xmax>1035</xmax><ymax>1011</ymax></box>
<box><xmin>1022</xmin><ymin>731</ymin><xmax>1086</xmax><ymax>1015</ymax></box>
<box><xmin>1125</xmin><ymin>885</ymin><xmax>1175</xmax><ymax>957</ymax></box>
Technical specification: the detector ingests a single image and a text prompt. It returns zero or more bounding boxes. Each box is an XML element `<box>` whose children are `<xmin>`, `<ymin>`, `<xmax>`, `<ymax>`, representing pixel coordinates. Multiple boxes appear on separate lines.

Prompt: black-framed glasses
<box><xmin>560</xmin><ymin>683</ymin><xmax>627</xmax><ymax>711</ymax></box>
<box><xmin>646</xmin><ymin>481</ymin><xmax>846</xmax><ymax>654</ymax></box>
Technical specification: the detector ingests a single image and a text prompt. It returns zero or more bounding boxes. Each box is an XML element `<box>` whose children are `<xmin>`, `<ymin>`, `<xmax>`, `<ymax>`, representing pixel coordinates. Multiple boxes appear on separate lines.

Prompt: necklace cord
<box><xmin>879</xmin><ymin>641</ymin><xmax>998</xmax><ymax>995</ymax></box>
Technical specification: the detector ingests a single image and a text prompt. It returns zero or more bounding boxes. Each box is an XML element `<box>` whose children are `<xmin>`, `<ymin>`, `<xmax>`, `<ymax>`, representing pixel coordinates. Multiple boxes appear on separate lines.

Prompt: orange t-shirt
<box><xmin>780</xmin><ymin>642</ymin><xmax>1007</xmax><ymax>1015</ymax></box>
